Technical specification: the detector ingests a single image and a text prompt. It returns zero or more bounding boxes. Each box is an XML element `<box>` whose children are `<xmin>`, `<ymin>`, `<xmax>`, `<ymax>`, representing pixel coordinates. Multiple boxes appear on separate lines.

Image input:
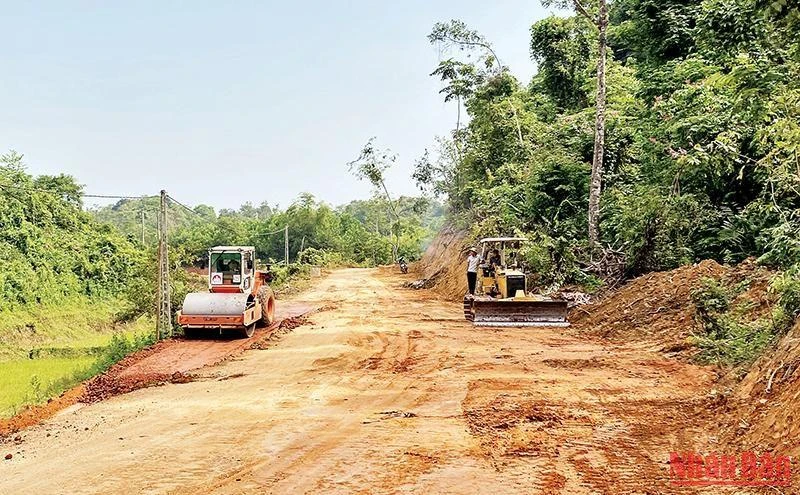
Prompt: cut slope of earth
<box><xmin>570</xmin><ymin>259</ymin><xmax>726</xmax><ymax>344</ymax></box>
<box><xmin>716</xmin><ymin>318</ymin><xmax>800</xmax><ymax>459</ymax></box>
<box><xmin>414</xmin><ymin>225</ymin><xmax>470</xmax><ymax>301</ymax></box>
<box><xmin>571</xmin><ymin>258</ymin><xmax>778</xmax><ymax>353</ymax></box>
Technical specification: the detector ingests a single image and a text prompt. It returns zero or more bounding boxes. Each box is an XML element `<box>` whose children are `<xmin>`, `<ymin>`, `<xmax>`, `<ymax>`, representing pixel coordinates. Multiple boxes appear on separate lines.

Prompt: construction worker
<box><xmin>488</xmin><ymin>249</ymin><xmax>501</xmax><ymax>269</ymax></box>
<box><xmin>466</xmin><ymin>247</ymin><xmax>480</xmax><ymax>295</ymax></box>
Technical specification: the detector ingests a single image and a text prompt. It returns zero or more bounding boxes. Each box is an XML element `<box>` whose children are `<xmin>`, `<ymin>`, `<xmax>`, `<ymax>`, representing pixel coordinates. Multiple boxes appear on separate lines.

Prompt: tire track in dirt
<box><xmin>1</xmin><ymin>268</ymin><xmax>729</xmax><ymax>494</ymax></box>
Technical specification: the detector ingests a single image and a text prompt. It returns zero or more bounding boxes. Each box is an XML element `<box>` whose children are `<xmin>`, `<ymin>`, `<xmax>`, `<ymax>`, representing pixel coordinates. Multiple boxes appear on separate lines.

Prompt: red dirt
<box><xmin>414</xmin><ymin>225</ymin><xmax>471</xmax><ymax>301</ymax></box>
<box><xmin>80</xmin><ymin>301</ymin><xmax>316</xmax><ymax>403</ymax></box>
<box><xmin>0</xmin><ymin>386</ymin><xmax>86</xmax><ymax>439</ymax></box>
<box><xmin>570</xmin><ymin>260</ymin><xmax>727</xmax><ymax>347</ymax></box>
<box><xmin>714</xmin><ymin>317</ymin><xmax>800</xmax><ymax>460</ymax></box>
<box><xmin>572</xmin><ymin>258</ymin><xmax>777</xmax><ymax>348</ymax></box>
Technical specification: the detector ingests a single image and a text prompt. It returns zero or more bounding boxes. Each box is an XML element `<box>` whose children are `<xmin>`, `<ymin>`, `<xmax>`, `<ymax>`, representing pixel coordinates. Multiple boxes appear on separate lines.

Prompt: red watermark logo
<box><xmin>670</xmin><ymin>451</ymin><xmax>792</xmax><ymax>487</ymax></box>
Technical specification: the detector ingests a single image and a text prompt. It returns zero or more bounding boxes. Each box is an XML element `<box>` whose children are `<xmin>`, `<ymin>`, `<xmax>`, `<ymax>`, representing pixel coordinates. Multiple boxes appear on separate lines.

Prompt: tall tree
<box><xmin>347</xmin><ymin>138</ymin><xmax>402</xmax><ymax>260</ymax></box>
<box><xmin>428</xmin><ymin>20</ymin><xmax>524</xmax><ymax>146</ymax></box>
<box><xmin>544</xmin><ymin>0</ymin><xmax>608</xmax><ymax>248</ymax></box>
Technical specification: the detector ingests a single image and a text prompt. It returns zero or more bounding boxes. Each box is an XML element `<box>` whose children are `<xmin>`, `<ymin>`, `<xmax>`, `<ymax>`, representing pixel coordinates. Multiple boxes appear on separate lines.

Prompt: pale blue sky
<box><xmin>3</xmin><ymin>1</ymin><xmax>562</xmax><ymax>210</ymax></box>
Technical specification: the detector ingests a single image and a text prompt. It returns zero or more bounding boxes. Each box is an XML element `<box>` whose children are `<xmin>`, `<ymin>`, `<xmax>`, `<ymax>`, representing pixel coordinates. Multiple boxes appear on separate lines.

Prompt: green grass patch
<box><xmin>0</xmin><ymin>356</ymin><xmax>96</xmax><ymax>417</ymax></box>
<box><xmin>0</xmin><ymin>297</ymin><xmax>152</xmax><ymax>359</ymax></box>
<box><xmin>0</xmin><ymin>298</ymin><xmax>155</xmax><ymax>418</ymax></box>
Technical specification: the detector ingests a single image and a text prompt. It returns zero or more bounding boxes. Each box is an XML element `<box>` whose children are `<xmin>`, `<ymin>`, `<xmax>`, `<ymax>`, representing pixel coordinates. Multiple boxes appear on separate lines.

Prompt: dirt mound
<box><xmin>572</xmin><ymin>258</ymin><xmax>778</xmax><ymax>353</ymax></box>
<box><xmin>414</xmin><ymin>225</ymin><xmax>471</xmax><ymax>301</ymax></box>
<box><xmin>278</xmin><ymin>315</ymin><xmax>310</xmax><ymax>331</ymax></box>
<box><xmin>79</xmin><ymin>339</ymin><xmax>192</xmax><ymax>403</ymax></box>
<box><xmin>571</xmin><ymin>260</ymin><xmax>727</xmax><ymax>346</ymax></box>
<box><xmin>82</xmin><ymin>371</ymin><xmax>191</xmax><ymax>403</ymax></box>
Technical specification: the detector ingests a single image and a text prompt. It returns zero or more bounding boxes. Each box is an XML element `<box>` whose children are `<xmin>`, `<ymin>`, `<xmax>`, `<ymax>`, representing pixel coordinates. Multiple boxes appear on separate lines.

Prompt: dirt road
<box><xmin>0</xmin><ymin>268</ymin><xmax>721</xmax><ymax>494</ymax></box>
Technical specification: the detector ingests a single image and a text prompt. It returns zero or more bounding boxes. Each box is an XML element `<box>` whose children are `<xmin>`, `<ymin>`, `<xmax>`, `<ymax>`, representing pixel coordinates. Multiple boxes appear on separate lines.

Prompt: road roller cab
<box><xmin>178</xmin><ymin>246</ymin><xmax>276</xmax><ymax>338</ymax></box>
<box><xmin>209</xmin><ymin>246</ymin><xmax>258</xmax><ymax>294</ymax></box>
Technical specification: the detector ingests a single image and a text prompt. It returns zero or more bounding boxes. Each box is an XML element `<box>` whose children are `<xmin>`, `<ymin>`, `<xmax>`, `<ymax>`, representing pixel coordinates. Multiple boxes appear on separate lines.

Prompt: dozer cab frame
<box><xmin>463</xmin><ymin>237</ymin><xmax>569</xmax><ymax>327</ymax></box>
<box><xmin>178</xmin><ymin>246</ymin><xmax>276</xmax><ymax>338</ymax></box>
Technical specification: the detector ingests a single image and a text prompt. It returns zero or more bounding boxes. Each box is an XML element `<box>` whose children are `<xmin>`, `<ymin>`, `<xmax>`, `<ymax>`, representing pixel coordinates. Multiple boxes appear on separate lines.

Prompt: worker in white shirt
<box><xmin>466</xmin><ymin>247</ymin><xmax>480</xmax><ymax>295</ymax></box>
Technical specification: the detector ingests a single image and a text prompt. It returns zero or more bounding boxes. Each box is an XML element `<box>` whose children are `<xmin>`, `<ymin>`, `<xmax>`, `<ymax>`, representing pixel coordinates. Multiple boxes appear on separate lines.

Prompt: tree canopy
<box><xmin>416</xmin><ymin>1</ymin><xmax>800</xmax><ymax>285</ymax></box>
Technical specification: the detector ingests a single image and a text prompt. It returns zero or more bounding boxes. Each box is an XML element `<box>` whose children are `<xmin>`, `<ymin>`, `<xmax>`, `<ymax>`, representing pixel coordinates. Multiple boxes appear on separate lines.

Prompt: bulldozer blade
<box><xmin>470</xmin><ymin>298</ymin><xmax>569</xmax><ymax>327</ymax></box>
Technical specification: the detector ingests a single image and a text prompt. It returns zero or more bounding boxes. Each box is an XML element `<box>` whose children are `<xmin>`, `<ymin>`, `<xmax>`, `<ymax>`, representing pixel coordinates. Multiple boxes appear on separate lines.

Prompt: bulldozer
<box><xmin>178</xmin><ymin>246</ymin><xmax>276</xmax><ymax>338</ymax></box>
<box><xmin>463</xmin><ymin>237</ymin><xmax>569</xmax><ymax>327</ymax></box>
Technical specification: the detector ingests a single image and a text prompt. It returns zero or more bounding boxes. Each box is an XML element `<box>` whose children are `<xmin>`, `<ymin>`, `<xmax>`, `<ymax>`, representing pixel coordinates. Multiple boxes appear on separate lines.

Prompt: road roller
<box><xmin>463</xmin><ymin>237</ymin><xmax>569</xmax><ymax>327</ymax></box>
<box><xmin>178</xmin><ymin>246</ymin><xmax>276</xmax><ymax>338</ymax></box>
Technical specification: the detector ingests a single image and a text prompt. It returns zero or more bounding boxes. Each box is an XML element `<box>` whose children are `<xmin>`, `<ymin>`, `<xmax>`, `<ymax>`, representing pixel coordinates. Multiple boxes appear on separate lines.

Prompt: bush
<box><xmin>603</xmin><ymin>185</ymin><xmax>706</xmax><ymax>274</ymax></box>
<box><xmin>297</xmin><ymin>247</ymin><xmax>346</xmax><ymax>267</ymax></box>
<box><xmin>769</xmin><ymin>264</ymin><xmax>800</xmax><ymax>327</ymax></box>
<box><xmin>0</xmin><ymin>153</ymin><xmax>148</xmax><ymax>311</ymax></box>
<box><xmin>518</xmin><ymin>232</ymin><xmax>602</xmax><ymax>292</ymax></box>
<box><xmin>690</xmin><ymin>274</ymin><xmax>797</xmax><ymax>366</ymax></box>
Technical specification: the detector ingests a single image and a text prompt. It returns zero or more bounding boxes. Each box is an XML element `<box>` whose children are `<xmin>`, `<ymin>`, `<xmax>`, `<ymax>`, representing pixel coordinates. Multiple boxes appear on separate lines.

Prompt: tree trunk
<box><xmin>588</xmin><ymin>0</ymin><xmax>608</xmax><ymax>249</ymax></box>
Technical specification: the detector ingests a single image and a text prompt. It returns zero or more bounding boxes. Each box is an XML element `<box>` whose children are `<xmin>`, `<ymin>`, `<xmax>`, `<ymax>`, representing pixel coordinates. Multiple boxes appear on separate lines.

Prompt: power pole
<box><xmin>284</xmin><ymin>225</ymin><xmax>289</xmax><ymax>266</ymax></box>
<box><xmin>140</xmin><ymin>210</ymin><xmax>146</xmax><ymax>245</ymax></box>
<box><xmin>157</xmin><ymin>190</ymin><xmax>172</xmax><ymax>339</ymax></box>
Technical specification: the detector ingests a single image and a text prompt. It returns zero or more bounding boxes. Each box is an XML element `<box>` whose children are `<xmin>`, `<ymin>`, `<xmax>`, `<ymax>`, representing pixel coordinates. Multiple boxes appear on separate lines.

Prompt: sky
<box><xmin>3</xmin><ymin>1</ymin><xmax>564</xmax><ymax>211</ymax></box>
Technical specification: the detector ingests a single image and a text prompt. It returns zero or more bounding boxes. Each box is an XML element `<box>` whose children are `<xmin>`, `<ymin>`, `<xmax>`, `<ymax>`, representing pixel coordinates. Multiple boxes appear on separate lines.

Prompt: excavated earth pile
<box><xmin>570</xmin><ymin>260</ymin><xmax>727</xmax><ymax>344</ymax></box>
<box><xmin>571</xmin><ymin>259</ymin><xmax>778</xmax><ymax>354</ymax></box>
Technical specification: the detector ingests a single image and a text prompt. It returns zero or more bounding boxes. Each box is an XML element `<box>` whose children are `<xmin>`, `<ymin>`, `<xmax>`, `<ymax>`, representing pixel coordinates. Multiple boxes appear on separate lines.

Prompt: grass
<box><xmin>1</xmin><ymin>299</ymin><xmax>124</xmax><ymax>351</ymax></box>
<box><xmin>0</xmin><ymin>298</ymin><xmax>155</xmax><ymax>418</ymax></box>
<box><xmin>689</xmin><ymin>275</ymin><xmax>798</xmax><ymax>367</ymax></box>
<box><xmin>0</xmin><ymin>356</ymin><xmax>96</xmax><ymax>417</ymax></box>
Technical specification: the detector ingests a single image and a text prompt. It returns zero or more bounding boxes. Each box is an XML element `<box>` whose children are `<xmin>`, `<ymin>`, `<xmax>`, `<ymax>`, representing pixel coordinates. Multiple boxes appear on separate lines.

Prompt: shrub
<box><xmin>769</xmin><ymin>264</ymin><xmax>800</xmax><ymax>327</ymax></box>
<box><xmin>690</xmin><ymin>273</ymin><xmax>798</xmax><ymax>366</ymax></box>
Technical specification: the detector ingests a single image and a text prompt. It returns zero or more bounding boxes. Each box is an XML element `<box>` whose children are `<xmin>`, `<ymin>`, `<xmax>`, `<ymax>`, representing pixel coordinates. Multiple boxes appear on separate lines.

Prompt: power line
<box><xmin>255</xmin><ymin>226</ymin><xmax>289</xmax><ymax>237</ymax></box>
<box><xmin>166</xmin><ymin>195</ymin><xmax>202</xmax><ymax>216</ymax></box>
<box><xmin>92</xmin><ymin>208</ymin><xmax>159</xmax><ymax>217</ymax></box>
<box><xmin>0</xmin><ymin>182</ymin><xmax>156</xmax><ymax>200</ymax></box>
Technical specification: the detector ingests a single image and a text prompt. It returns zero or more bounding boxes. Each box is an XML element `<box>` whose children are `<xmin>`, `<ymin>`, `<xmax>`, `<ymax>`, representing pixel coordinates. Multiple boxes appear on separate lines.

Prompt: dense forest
<box><xmin>415</xmin><ymin>0</ymin><xmax>799</xmax><ymax>288</ymax></box>
<box><xmin>0</xmin><ymin>151</ymin><xmax>146</xmax><ymax>311</ymax></box>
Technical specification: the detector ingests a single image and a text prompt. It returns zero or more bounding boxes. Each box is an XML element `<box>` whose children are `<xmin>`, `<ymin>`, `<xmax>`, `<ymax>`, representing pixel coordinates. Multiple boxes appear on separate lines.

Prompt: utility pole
<box><xmin>157</xmin><ymin>190</ymin><xmax>172</xmax><ymax>339</ymax></box>
<box><xmin>284</xmin><ymin>225</ymin><xmax>289</xmax><ymax>266</ymax></box>
<box><xmin>140</xmin><ymin>210</ymin><xmax>146</xmax><ymax>245</ymax></box>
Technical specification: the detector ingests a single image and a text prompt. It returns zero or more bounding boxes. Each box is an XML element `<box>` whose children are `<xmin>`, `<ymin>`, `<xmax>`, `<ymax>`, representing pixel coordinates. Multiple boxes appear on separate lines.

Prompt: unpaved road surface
<box><xmin>1</xmin><ymin>268</ymin><xmax>724</xmax><ymax>494</ymax></box>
